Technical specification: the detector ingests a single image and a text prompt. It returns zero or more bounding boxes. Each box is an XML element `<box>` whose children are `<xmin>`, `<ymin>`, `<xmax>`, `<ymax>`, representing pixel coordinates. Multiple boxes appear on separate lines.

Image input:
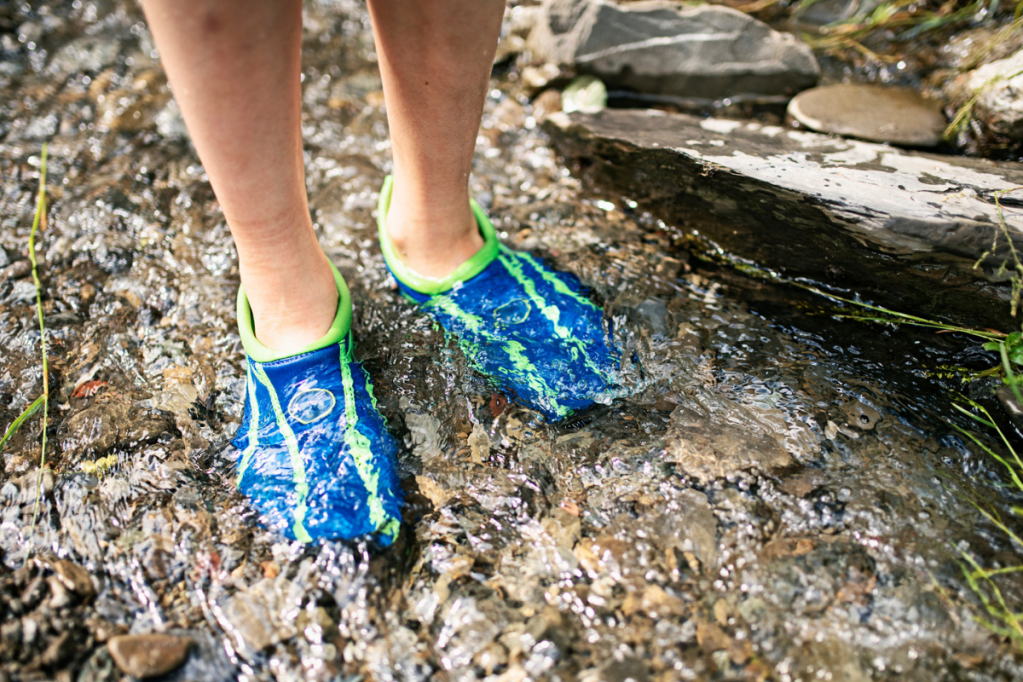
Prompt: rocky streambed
<box><xmin>1</xmin><ymin>2</ymin><xmax>1023</xmax><ymax>682</ymax></box>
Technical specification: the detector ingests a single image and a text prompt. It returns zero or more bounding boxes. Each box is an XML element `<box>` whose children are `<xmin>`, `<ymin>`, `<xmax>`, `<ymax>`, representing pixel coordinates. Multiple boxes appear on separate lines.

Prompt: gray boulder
<box><xmin>529</xmin><ymin>0</ymin><xmax>819</xmax><ymax>101</ymax></box>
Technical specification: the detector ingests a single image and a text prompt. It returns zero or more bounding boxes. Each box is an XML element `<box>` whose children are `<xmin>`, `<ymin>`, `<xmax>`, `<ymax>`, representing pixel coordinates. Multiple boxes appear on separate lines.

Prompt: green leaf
<box><xmin>984</xmin><ymin>341</ymin><xmax>1001</xmax><ymax>351</ymax></box>
<box><xmin>1008</xmin><ymin>331</ymin><xmax>1022</xmax><ymax>348</ymax></box>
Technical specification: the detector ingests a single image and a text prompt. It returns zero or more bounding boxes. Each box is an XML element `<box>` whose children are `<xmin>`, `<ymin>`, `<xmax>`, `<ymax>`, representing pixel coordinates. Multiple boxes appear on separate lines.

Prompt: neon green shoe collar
<box><xmin>236</xmin><ymin>260</ymin><xmax>353</xmax><ymax>363</ymax></box>
<box><xmin>377</xmin><ymin>175</ymin><xmax>499</xmax><ymax>295</ymax></box>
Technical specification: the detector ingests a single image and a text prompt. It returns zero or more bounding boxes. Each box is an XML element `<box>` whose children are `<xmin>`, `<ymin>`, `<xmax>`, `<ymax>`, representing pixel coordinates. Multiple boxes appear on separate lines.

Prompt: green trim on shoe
<box><xmin>377</xmin><ymin>174</ymin><xmax>499</xmax><ymax>295</ymax></box>
<box><xmin>236</xmin><ymin>260</ymin><xmax>353</xmax><ymax>364</ymax></box>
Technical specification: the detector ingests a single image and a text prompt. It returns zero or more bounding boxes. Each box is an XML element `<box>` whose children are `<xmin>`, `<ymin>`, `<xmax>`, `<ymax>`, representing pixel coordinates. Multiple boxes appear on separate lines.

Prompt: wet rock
<box><xmin>46</xmin><ymin>559</ymin><xmax>96</xmax><ymax>598</ymax></box>
<box><xmin>77</xmin><ymin>646</ymin><xmax>118</xmax><ymax>682</ymax></box>
<box><xmin>542</xmin><ymin>507</ymin><xmax>582</xmax><ymax>548</ymax></box>
<box><xmin>598</xmin><ymin>655</ymin><xmax>650</xmax><ymax>682</ymax></box>
<box><xmin>955</xmin><ymin>48</ymin><xmax>1023</xmax><ymax>142</ymax></box>
<box><xmin>0</xmin><ymin>259</ymin><xmax>30</xmax><ymax>283</ymax></box>
<box><xmin>59</xmin><ymin>398</ymin><xmax>173</xmax><ymax>460</ymax></box>
<box><xmin>787</xmin><ymin>84</ymin><xmax>946</xmax><ymax>146</ymax></box>
<box><xmin>221</xmin><ymin>578</ymin><xmax>298</xmax><ymax>655</ymax></box>
<box><xmin>561</xmin><ymin>75</ymin><xmax>606</xmax><ymax>114</ymax></box>
<box><xmin>533</xmin><ymin>88</ymin><xmax>563</xmax><ymax>123</ymax></box>
<box><xmin>474</xmin><ymin>641</ymin><xmax>508</xmax><ymax>675</ymax></box>
<box><xmin>666</xmin><ymin>402</ymin><xmax>794</xmax><ymax>483</ymax></box>
<box><xmin>49</xmin><ymin>36</ymin><xmax>119</xmax><ymax>76</ymax></box>
<box><xmin>40</xmin><ymin>630</ymin><xmax>74</xmax><ymax>667</ymax></box>
<box><xmin>621</xmin><ymin>584</ymin><xmax>685</xmax><ymax>618</ymax></box>
<box><xmin>436</xmin><ymin>595</ymin><xmax>510</xmax><ymax>671</ymax></box>
<box><xmin>791</xmin><ymin>637</ymin><xmax>871</xmax><ymax>682</ymax></box>
<box><xmin>107</xmin><ymin>633</ymin><xmax>194</xmax><ymax>679</ymax></box>
<box><xmin>547</xmin><ymin>108</ymin><xmax>1023</xmax><ymax>330</ymax></box>
<box><xmin>529</xmin><ymin>0</ymin><xmax>818</xmax><ymax>101</ymax></box>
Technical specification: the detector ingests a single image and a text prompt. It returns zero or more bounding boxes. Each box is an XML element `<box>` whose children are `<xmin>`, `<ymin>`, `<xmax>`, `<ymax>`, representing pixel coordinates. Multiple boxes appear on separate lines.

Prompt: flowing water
<box><xmin>1</xmin><ymin>1</ymin><xmax>1023</xmax><ymax>681</ymax></box>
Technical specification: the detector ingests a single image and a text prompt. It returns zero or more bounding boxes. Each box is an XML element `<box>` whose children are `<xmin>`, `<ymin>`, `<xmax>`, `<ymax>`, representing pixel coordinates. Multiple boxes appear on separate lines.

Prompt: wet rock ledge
<box><xmin>546</xmin><ymin>109</ymin><xmax>1023</xmax><ymax>329</ymax></box>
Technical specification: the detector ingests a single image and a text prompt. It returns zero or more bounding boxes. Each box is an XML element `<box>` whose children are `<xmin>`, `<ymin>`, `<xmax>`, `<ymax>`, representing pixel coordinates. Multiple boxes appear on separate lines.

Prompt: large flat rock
<box><xmin>546</xmin><ymin>109</ymin><xmax>1023</xmax><ymax>329</ymax></box>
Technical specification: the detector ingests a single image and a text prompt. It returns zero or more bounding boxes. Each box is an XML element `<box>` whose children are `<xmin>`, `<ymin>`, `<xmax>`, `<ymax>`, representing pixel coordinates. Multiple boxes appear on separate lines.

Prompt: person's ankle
<box><xmin>386</xmin><ymin>201</ymin><xmax>484</xmax><ymax>279</ymax></box>
<box><xmin>241</xmin><ymin>252</ymin><xmax>338</xmax><ymax>355</ymax></box>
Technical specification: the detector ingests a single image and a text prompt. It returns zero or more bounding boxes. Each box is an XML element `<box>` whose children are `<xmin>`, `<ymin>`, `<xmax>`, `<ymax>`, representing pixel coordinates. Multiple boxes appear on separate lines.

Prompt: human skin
<box><xmin>140</xmin><ymin>0</ymin><xmax>505</xmax><ymax>353</ymax></box>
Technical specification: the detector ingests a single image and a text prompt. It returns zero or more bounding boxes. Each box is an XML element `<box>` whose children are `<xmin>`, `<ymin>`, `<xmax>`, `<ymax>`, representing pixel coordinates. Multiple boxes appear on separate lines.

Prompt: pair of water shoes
<box><xmin>231</xmin><ymin>177</ymin><xmax>617</xmax><ymax>545</ymax></box>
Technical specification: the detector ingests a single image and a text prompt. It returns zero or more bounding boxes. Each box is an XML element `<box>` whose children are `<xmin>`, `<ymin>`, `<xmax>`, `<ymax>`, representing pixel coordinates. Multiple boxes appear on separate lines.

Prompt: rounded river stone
<box><xmin>107</xmin><ymin>633</ymin><xmax>194</xmax><ymax>679</ymax></box>
<box><xmin>787</xmin><ymin>84</ymin><xmax>946</xmax><ymax>146</ymax></box>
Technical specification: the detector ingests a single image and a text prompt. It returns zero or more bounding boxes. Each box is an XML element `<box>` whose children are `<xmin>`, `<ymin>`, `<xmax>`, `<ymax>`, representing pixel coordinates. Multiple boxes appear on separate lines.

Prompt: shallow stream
<box><xmin>1</xmin><ymin>2</ymin><xmax>1022</xmax><ymax>681</ymax></box>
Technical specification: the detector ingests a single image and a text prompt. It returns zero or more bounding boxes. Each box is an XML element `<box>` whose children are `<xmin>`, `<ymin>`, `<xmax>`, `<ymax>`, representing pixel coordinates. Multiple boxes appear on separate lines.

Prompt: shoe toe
<box><xmin>233</xmin><ymin>346</ymin><xmax>403</xmax><ymax>543</ymax></box>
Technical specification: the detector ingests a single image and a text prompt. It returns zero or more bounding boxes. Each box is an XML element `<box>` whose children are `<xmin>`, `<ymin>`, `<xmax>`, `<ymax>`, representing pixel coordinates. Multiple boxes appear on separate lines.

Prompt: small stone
<box><xmin>599</xmin><ymin>655</ymin><xmax>650</xmax><ymax>682</ymax></box>
<box><xmin>107</xmin><ymin>633</ymin><xmax>194</xmax><ymax>679</ymax></box>
<box><xmin>0</xmin><ymin>259</ymin><xmax>30</xmax><ymax>283</ymax></box>
<box><xmin>696</xmin><ymin>620</ymin><xmax>729</xmax><ymax>653</ymax></box>
<box><xmin>77</xmin><ymin>647</ymin><xmax>117</xmax><ymax>682</ymax></box>
<box><xmin>49</xmin><ymin>559</ymin><xmax>96</xmax><ymax>598</ymax></box>
<box><xmin>533</xmin><ymin>89</ymin><xmax>563</xmax><ymax>123</ymax></box>
<box><xmin>415</xmin><ymin>475</ymin><xmax>452</xmax><ymax>508</ymax></box>
<box><xmin>561</xmin><ymin>75</ymin><xmax>606</xmax><ymax>114</ymax></box>
<box><xmin>521</xmin><ymin>62</ymin><xmax>563</xmax><ymax>94</ymax></box>
<box><xmin>787</xmin><ymin>84</ymin><xmax>946</xmax><ymax>146</ymax></box>
<box><xmin>542</xmin><ymin>508</ymin><xmax>582</xmax><ymax>548</ymax></box>
<box><xmin>474</xmin><ymin>641</ymin><xmax>508</xmax><ymax>676</ymax></box>
<box><xmin>40</xmin><ymin>630</ymin><xmax>74</xmax><ymax>667</ymax></box>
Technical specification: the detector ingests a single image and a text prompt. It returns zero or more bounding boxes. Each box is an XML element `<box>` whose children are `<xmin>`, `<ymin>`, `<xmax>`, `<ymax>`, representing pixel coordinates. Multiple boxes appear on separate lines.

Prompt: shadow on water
<box><xmin>1</xmin><ymin>1</ymin><xmax>1023</xmax><ymax>681</ymax></box>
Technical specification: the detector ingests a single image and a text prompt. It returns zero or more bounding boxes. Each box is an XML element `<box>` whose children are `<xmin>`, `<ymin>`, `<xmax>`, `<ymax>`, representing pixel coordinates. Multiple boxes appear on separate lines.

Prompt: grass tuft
<box><xmin>951</xmin><ymin>378</ymin><xmax>1023</xmax><ymax>647</ymax></box>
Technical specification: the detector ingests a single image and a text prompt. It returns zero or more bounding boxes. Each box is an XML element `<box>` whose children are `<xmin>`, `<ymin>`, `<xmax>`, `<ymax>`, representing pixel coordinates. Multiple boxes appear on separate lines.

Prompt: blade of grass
<box><xmin>26</xmin><ymin>144</ymin><xmax>49</xmax><ymax>552</ymax></box>
<box><xmin>953</xmin><ymin>397</ymin><xmax>1023</xmax><ymax>473</ymax></box>
<box><xmin>0</xmin><ymin>395</ymin><xmax>45</xmax><ymax>453</ymax></box>
<box><xmin>950</xmin><ymin>420</ymin><xmax>1023</xmax><ymax>490</ymax></box>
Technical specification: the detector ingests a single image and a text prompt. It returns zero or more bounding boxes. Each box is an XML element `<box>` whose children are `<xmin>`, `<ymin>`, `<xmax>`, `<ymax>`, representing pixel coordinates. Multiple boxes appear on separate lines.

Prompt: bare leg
<box><xmin>141</xmin><ymin>0</ymin><xmax>336</xmax><ymax>354</ymax></box>
<box><xmin>368</xmin><ymin>0</ymin><xmax>506</xmax><ymax>278</ymax></box>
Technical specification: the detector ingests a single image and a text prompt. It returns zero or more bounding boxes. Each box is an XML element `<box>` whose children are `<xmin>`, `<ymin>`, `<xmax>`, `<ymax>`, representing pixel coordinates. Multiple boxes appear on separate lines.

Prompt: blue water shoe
<box><xmin>377</xmin><ymin>176</ymin><xmax>617</xmax><ymax>420</ymax></box>
<box><xmin>231</xmin><ymin>263</ymin><xmax>402</xmax><ymax>545</ymax></box>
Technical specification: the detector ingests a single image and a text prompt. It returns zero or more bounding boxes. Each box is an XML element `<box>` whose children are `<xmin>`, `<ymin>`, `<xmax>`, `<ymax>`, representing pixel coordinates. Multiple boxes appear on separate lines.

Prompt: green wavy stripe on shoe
<box><xmin>338</xmin><ymin>337</ymin><xmax>388</xmax><ymax>528</ymax></box>
<box><xmin>251</xmin><ymin>362</ymin><xmax>313</xmax><ymax>543</ymax></box>
<box><xmin>506</xmin><ymin>245</ymin><xmax>597</xmax><ymax>310</ymax></box>
<box><xmin>426</xmin><ymin>295</ymin><xmax>568</xmax><ymax>418</ymax></box>
<box><xmin>237</xmin><ymin>260</ymin><xmax>353</xmax><ymax>364</ymax></box>
<box><xmin>377</xmin><ymin>175</ymin><xmax>499</xmax><ymax>295</ymax></box>
<box><xmin>496</xmin><ymin>249</ymin><xmax>606</xmax><ymax>380</ymax></box>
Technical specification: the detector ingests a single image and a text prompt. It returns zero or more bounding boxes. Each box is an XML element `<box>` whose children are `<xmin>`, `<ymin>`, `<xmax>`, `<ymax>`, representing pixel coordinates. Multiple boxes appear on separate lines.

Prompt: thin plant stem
<box><xmin>26</xmin><ymin>144</ymin><xmax>49</xmax><ymax>551</ymax></box>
